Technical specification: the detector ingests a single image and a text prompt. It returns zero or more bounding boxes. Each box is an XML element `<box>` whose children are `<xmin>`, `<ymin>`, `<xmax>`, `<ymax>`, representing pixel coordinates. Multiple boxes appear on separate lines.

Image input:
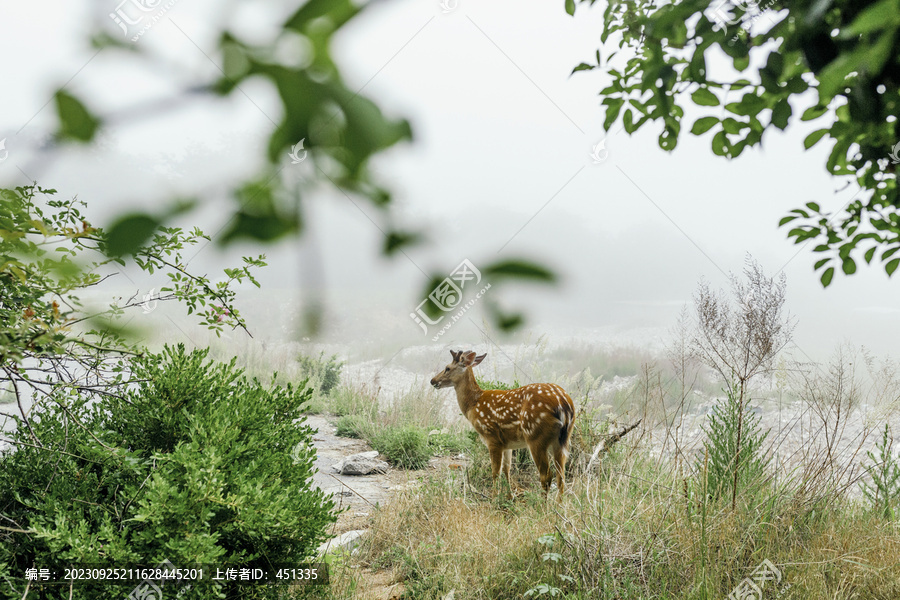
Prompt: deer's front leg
<box><xmin>502</xmin><ymin>449</ymin><xmax>513</xmax><ymax>489</ymax></box>
<box><xmin>488</xmin><ymin>446</ymin><xmax>504</xmax><ymax>497</ymax></box>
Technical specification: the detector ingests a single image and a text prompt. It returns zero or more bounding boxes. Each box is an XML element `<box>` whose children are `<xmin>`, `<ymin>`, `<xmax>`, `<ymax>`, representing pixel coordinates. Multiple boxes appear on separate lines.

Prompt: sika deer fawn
<box><xmin>430</xmin><ymin>349</ymin><xmax>576</xmax><ymax>499</ymax></box>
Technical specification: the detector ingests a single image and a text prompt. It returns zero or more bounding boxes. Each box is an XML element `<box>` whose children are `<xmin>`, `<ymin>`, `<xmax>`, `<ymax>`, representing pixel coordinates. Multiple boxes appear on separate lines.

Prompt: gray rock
<box><xmin>332</xmin><ymin>451</ymin><xmax>389</xmax><ymax>475</ymax></box>
<box><xmin>317</xmin><ymin>530</ymin><xmax>367</xmax><ymax>555</ymax></box>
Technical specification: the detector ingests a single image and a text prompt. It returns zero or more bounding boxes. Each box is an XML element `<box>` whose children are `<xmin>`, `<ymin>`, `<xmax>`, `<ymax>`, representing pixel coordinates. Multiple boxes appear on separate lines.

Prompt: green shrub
<box><xmin>297</xmin><ymin>351</ymin><xmax>344</xmax><ymax>394</ymax></box>
<box><xmin>372</xmin><ymin>426</ymin><xmax>432</xmax><ymax>470</ymax></box>
<box><xmin>427</xmin><ymin>431</ymin><xmax>472</xmax><ymax>455</ymax></box>
<box><xmin>696</xmin><ymin>382</ymin><xmax>770</xmax><ymax>504</ymax></box>
<box><xmin>476</xmin><ymin>377</ymin><xmax>520</xmax><ymax>391</ymax></box>
<box><xmin>0</xmin><ymin>345</ymin><xmax>336</xmax><ymax>599</ymax></box>
<box><xmin>335</xmin><ymin>414</ymin><xmax>370</xmax><ymax>439</ymax></box>
<box><xmin>860</xmin><ymin>424</ymin><xmax>900</xmax><ymax>519</ymax></box>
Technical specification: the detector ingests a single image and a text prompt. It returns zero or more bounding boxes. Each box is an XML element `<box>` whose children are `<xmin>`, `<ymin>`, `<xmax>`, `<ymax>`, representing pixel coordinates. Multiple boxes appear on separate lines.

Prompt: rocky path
<box><xmin>306</xmin><ymin>414</ymin><xmax>407</xmax><ymax>513</ymax></box>
<box><xmin>306</xmin><ymin>414</ymin><xmax>428</xmax><ymax>599</ymax></box>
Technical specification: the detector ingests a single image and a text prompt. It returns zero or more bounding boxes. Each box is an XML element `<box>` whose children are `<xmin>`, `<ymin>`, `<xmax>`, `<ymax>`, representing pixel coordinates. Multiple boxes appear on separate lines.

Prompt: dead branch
<box><xmin>586</xmin><ymin>420</ymin><xmax>643</xmax><ymax>472</ymax></box>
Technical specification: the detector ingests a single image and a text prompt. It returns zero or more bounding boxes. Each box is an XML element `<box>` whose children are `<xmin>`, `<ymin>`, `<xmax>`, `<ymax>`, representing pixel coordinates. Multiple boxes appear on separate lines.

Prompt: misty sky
<box><xmin>1</xmin><ymin>0</ymin><xmax>898</xmax><ymax>360</ymax></box>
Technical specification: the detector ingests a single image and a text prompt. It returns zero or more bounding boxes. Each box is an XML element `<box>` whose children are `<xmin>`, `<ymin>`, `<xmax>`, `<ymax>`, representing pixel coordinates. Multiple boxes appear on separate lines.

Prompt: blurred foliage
<box><xmin>426</xmin><ymin>430</ymin><xmax>472</xmax><ymax>455</ymax></box>
<box><xmin>570</xmin><ymin>0</ymin><xmax>900</xmax><ymax>286</ymax></box>
<box><xmin>335</xmin><ymin>413</ymin><xmax>369</xmax><ymax>439</ymax></box>
<box><xmin>475</xmin><ymin>376</ymin><xmax>522</xmax><ymax>391</ymax></box>
<box><xmin>296</xmin><ymin>351</ymin><xmax>344</xmax><ymax>395</ymax></box>
<box><xmin>43</xmin><ymin>0</ymin><xmax>563</xmax><ymax>334</ymax></box>
<box><xmin>0</xmin><ymin>345</ymin><xmax>334</xmax><ymax>599</ymax></box>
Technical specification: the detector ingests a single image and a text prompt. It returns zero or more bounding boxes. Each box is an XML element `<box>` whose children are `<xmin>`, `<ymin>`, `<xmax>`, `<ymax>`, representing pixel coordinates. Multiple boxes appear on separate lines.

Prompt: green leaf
<box><xmin>771</xmin><ymin>98</ymin><xmax>792</xmax><ymax>130</ymax></box>
<box><xmin>220</xmin><ymin>211</ymin><xmax>298</xmax><ymax>244</ymax></box>
<box><xmin>806</xmin><ymin>202</ymin><xmax>821</xmax><ymax>212</ymax></box>
<box><xmin>814</xmin><ymin>258</ymin><xmax>830</xmax><ymax>269</ymax></box>
<box><xmin>55</xmin><ymin>91</ymin><xmax>101</xmax><ymax>142</ymax></box>
<box><xmin>864</xmin><ymin>247</ymin><xmax>877</xmax><ymax>264</ymax></box>
<box><xmin>496</xmin><ymin>310</ymin><xmax>524</xmax><ymax>332</ymax></box>
<box><xmin>483</xmin><ymin>260</ymin><xmax>556</xmax><ymax>282</ymax></box>
<box><xmin>689</xmin><ymin>49</ymin><xmax>707</xmax><ymax>81</ymax></box>
<box><xmin>691</xmin><ymin>88</ymin><xmax>720</xmax><ymax>106</ymax></box>
<box><xmin>887</xmin><ymin>258</ymin><xmax>900</xmax><ymax>276</ymax></box>
<box><xmin>623</xmin><ymin>109</ymin><xmax>636</xmax><ymax>133</ymax></box>
<box><xmin>820</xmin><ymin>266</ymin><xmax>835</xmax><ymax>287</ymax></box>
<box><xmin>383</xmin><ymin>230</ymin><xmax>422</xmax><ymax>255</ymax></box>
<box><xmin>565</xmin><ymin>0</ymin><xmax>576</xmax><ymax>16</ymax></box>
<box><xmin>722</xmin><ymin>118</ymin><xmax>747</xmax><ymax>134</ymax></box>
<box><xmin>842</xmin><ymin>257</ymin><xmax>856</xmax><ymax>274</ymax></box>
<box><xmin>818</xmin><ymin>31</ymin><xmax>894</xmax><ymax>100</ymax></box>
<box><xmin>712</xmin><ymin>130</ymin><xmax>729</xmax><ymax>156</ymax></box>
<box><xmin>284</xmin><ymin>0</ymin><xmax>358</xmax><ymax>33</ymax></box>
<box><xmin>839</xmin><ymin>0</ymin><xmax>900</xmax><ymax>38</ymax></box>
<box><xmin>106</xmin><ymin>214</ymin><xmax>160</xmax><ymax>256</ymax></box>
<box><xmin>571</xmin><ymin>62</ymin><xmax>595</xmax><ymax>74</ymax></box>
<box><xmin>784</xmin><ymin>76</ymin><xmax>809</xmax><ymax>94</ymax></box>
<box><xmin>764</xmin><ymin>51</ymin><xmax>785</xmax><ymax>79</ymax></box>
<box><xmin>333</xmin><ymin>89</ymin><xmax>413</xmax><ymax>176</ymax></box>
<box><xmin>691</xmin><ymin>117</ymin><xmax>719</xmax><ymax>135</ymax></box>
<box><xmin>602</xmin><ymin>98</ymin><xmax>624</xmax><ymax>130</ymax></box>
<box><xmin>801</xmin><ymin>105</ymin><xmax>828</xmax><ymax>121</ymax></box>
<box><xmin>779</xmin><ymin>215</ymin><xmax>798</xmax><ymax>226</ymax></box>
<box><xmin>804</xmin><ymin>129</ymin><xmax>829</xmax><ymax>149</ymax></box>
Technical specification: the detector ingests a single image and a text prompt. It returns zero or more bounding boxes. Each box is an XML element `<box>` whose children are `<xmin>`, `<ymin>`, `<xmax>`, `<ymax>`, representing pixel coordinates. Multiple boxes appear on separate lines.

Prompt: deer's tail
<box><xmin>556</xmin><ymin>401</ymin><xmax>576</xmax><ymax>455</ymax></box>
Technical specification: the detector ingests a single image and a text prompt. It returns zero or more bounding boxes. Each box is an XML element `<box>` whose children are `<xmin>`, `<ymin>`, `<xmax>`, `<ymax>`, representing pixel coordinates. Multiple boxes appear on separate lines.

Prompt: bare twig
<box><xmin>586</xmin><ymin>420</ymin><xmax>643</xmax><ymax>472</ymax></box>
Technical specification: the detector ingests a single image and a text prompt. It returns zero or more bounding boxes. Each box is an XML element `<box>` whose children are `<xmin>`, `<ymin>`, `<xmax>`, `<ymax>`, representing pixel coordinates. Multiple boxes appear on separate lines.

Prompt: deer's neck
<box><xmin>453</xmin><ymin>368</ymin><xmax>483</xmax><ymax>417</ymax></box>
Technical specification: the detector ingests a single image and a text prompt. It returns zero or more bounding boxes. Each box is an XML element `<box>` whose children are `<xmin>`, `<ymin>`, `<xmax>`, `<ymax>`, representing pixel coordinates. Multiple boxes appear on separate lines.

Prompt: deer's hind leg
<box><xmin>527</xmin><ymin>438</ymin><xmax>553</xmax><ymax>495</ymax></box>
<box><xmin>551</xmin><ymin>440</ymin><xmax>567</xmax><ymax>499</ymax></box>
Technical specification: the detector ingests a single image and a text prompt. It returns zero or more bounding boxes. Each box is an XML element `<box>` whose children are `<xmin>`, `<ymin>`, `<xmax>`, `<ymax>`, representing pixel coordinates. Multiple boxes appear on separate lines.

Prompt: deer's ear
<box><xmin>461</xmin><ymin>351</ymin><xmax>477</xmax><ymax>365</ymax></box>
<box><xmin>473</xmin><ymin>353</ymin><xmax>487</xmax><ymax>366</ymax></box>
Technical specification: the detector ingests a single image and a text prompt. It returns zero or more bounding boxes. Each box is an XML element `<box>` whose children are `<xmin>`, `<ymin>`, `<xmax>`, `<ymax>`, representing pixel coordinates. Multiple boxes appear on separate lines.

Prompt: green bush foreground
<box><xmin>0</xmin><ymin>345</ymin><xmax>336</xmax><ymax>599</ymax></box>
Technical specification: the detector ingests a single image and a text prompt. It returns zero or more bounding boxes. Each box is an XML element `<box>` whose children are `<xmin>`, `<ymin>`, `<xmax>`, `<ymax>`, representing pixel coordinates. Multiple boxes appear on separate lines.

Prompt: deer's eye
<box><xmin>444</xmin><ymin>367</ymin><xmax>449</xmax><ymax>372</ymax></box>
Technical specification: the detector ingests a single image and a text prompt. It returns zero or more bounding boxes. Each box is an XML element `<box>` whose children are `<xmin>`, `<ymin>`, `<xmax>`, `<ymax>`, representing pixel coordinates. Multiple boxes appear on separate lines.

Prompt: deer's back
<box><xmin>467</xmin><ymin>383</ymin><xmax>574</xmax><ymax>448</ymax></box>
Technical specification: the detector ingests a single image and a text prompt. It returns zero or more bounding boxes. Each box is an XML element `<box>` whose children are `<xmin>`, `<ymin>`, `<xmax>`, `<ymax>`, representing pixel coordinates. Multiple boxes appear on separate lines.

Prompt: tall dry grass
<box><xmin>329</xmin><ymin>442</ymin><xmax>900</xmax><ymax>600</ymax></box>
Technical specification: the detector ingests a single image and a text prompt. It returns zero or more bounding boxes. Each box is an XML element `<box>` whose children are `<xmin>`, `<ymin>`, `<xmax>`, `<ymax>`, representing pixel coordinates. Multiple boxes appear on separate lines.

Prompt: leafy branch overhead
<box><xmin>0</xmin><ymin>184</ymin><xmax>263</xmax><ymax>369</ymax></box>
<box><xmin>569</xmin><ymin>0</ymin><xmax>900</xmax><ymax>286</ymax></box>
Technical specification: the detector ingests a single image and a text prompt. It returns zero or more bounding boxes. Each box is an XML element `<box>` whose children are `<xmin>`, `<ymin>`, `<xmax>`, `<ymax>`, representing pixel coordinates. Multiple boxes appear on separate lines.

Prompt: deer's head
<box><xmin>430</xmin><ymin>349</ymin><xmax>486</xmax><ymax>389</ymax></box>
